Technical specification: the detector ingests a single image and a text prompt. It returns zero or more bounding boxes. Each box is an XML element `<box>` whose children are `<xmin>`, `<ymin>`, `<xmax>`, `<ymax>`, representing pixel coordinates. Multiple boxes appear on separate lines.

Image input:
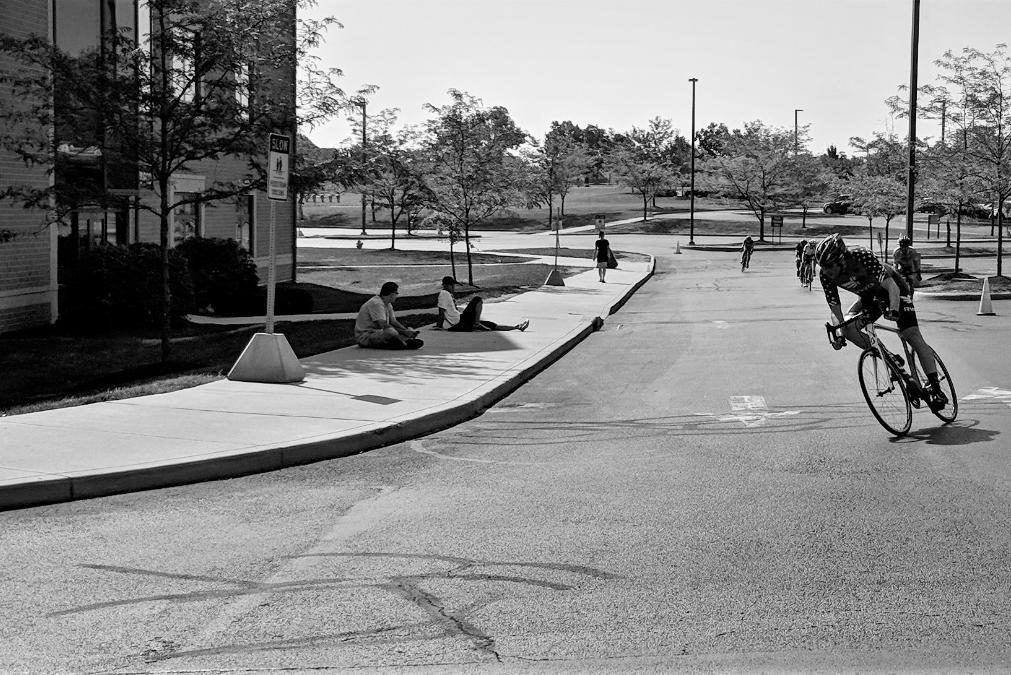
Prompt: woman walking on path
<box><xmin>594</xmin><ymin>231</ymin><xmax>611</xmax><ymax>282</ymax></box>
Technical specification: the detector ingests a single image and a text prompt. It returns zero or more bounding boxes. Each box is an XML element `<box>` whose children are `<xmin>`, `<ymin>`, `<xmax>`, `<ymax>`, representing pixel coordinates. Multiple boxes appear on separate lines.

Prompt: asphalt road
<box><xmin>3</xmin><ymin>242</ymin><xmax>1011</xmax><ymax>673</ymax></box>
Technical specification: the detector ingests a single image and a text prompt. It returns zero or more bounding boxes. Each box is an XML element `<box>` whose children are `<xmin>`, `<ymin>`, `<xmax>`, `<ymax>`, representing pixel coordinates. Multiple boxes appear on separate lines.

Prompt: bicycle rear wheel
<box><xmin>913</xmin><ymin>348</ymin><xmax>958</xmax><ymax>424</ymax></box>
<box><xmin>858</xmin><ymin>349</ymin><xmax>912</xmax><ymax>436</ymax></box>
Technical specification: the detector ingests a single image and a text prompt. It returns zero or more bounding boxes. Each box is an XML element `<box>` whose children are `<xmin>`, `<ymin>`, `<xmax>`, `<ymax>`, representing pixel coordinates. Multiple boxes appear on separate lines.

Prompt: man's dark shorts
<box><xmin>857</xmin><ymin>296</ymin><xmax>919</xmax><ymax>331</ymax></box>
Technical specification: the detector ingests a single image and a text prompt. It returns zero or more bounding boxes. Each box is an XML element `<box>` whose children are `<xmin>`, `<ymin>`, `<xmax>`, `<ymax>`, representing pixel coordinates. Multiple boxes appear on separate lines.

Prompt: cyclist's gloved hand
<box><xmin>831</xmin><ymin>336</ymin><xmax>846</xmax><ymax>350</ymax></box>
<box><xmin>883</xmin><ymin>307</ymin><xmax>899</xmax><ymax>322</ymax></box>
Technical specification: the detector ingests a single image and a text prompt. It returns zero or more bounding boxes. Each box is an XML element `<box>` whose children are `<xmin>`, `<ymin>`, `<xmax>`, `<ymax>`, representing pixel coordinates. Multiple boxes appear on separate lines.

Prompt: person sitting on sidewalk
<box><xmin>435</xmin><ymin>276</ymin><xmax>529</xmax><ymax>332</ymax></box>
<box><xmin>355</xmin><ymin>281</ymin><xmax>423</xmax><ymax>349</ymax></box>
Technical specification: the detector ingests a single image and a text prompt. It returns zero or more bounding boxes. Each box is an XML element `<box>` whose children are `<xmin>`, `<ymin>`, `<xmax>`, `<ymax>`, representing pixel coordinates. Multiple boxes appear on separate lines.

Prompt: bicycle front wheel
<box><xmin>858</xmin><ymin>349</ymin><xmax>912</xmax><ymax>436</ymax></box>
<box><xmin>914</xmin><ymin>348</ymin><xmax>958</xmax><ymax>424</ymax></box>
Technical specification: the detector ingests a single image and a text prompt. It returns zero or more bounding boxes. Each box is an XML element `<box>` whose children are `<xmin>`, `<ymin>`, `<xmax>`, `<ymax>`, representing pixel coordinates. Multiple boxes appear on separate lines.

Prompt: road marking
<box><xmin>729</xmin><ymin>395</ymin><xmax>766</xmax><ymax>410</ymax></box>
<box><xmin>694</xmin><ymin>396</ymin><xmax>801</xmax><ymax>428</ymax></box>
<box><xmin>712</xmin><ymin>320</ymin><xmax>729</xmax><ymax>329</ymax></box>
<box><xmin>962</xmin><ymin>387</ymin><xmax>1011</xmax><ymax>409</ymax></box>
<box><xmin>718</xmin><ymin>410</ymin><xmax>801</xmax><ymax>428</ymax></box>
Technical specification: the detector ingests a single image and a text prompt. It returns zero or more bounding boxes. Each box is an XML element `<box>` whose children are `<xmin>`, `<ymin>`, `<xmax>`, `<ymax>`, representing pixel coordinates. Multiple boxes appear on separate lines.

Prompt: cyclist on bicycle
<box><xmin>892</xmin><ymin>235</ymin><xmax>921</xmax><ymax>295</ymax></box>
<box><xmin>741</xmin><ymin>236</ymin><xmax>755</xmax><ymax>267</ymax></box>
<box><xmin>795</xmin><ymin>240</ymin><xmax>807</xmax><ymax>276</ymax></box>
<box><xmin>815</xmin><ymin>233</ymin><xmax>947</xmax><ymax>411</ymax></box>
<box><xmin>801</xmin><ymin>240</ymin><xmax>816</xmax><ymax>280</ymax></box>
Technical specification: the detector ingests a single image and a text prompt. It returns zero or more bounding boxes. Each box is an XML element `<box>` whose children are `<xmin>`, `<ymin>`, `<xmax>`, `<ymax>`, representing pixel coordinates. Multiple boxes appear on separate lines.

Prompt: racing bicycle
<box><xmin>741</xmin><ymin>247</ymin><xmax>753</xmax><ymax>272</ymax></box>
<box><xmin>826</xmin><ymin>313</ymin><xmax>957</xmax><ymax>436</ymax></box>
<box><xmin>799</xmin><ymin>258</ymin><xmax>815</xmax><ymax>291</ymax></box>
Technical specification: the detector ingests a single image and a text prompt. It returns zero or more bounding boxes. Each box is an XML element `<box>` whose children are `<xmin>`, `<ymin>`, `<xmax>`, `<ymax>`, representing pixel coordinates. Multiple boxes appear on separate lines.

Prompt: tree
<box><xmin>363</xmin><ymin>127</ymin><xmax>430</xmax><ymax>249</ymax></box>
<box><xmin>849</xmin><ymin>132</ymin><xmax>908</xmax><ymax>181</ymax></box>
<box><xmin>695</xmin><ymin>122</ymin><xmax>733</xmax><ymax>159</ymax></box>
<box><xmin>420</xmin><ymin>90</ymin><xmax>527</xmax><ymax>285</ymax></box>
<box><xmin>699</xmin><ymin>121</ymin><xmax>796</xmax><ymax>240</ymax></box>
<box><xmin>0</xmin><ymin>0</ymin><xmax>342</xmax><ymax>361</ymax></box>
<box><xmin>932</xmin><ymin>44</ymin><xmax>1011</xmax><ymax>276</ymax></box>
<box><xmin>526</xmin><ymin>124</ymin><xmax>592</xmax><ymax>228</ymax></box>
<box><xmin>819</xmin><ymin>145</ymin><xmax>863</xmax><ymax>181</ymax></box>
<box><xmin>606</xmin><ymin>118</ymin><xmax>682</xmax><ymax>222</ymax></box>
<box><xmin>847</xmin><ymin>172</ymin><xmax>907</xmax><ymax>255</ymax></box>
<box><xmin>784</xmin><ymin>153</ymin><xmax>833</xmax><ymax>228</ymax></box>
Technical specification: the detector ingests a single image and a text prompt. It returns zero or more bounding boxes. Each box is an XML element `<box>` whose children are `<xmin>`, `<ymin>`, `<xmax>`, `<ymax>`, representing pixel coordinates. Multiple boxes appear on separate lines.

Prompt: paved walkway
<box><xmin>0</xmin><ymin>260</ymin><xmax>654</xmax><ymax>511</ymax></box>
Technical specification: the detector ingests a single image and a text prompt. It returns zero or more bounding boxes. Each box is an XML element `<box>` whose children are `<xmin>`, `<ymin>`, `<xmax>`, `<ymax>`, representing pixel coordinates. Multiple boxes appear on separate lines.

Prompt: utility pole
<box><xmin>905</xmin><ymin>0</ymin><xmax>921</xmax><ymax>241</ymax></box>
<box><xmin>794</xmin><ymin>109</ymin><xmax>803</xmax><ymax>156</ymax></box>
<box><xmin>940</xmin><ymin>97</ymin><xmax>947</xmax><ymax>147</ymax></box>
<box><xmin>689</xmin><ymin>77</ymin><xmax>698</xmax><ymax>246</ymax></box>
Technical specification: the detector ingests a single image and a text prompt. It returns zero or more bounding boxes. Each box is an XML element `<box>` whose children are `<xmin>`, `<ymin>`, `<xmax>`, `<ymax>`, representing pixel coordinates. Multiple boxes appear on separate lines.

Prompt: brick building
<box><xmin>0</xmin><ymin>0</ymin><xmax>56</xmax><ymax>334</ymax></box>
<box><xmin>0</xmin><ymin>0</ymin><xmax>297</xmax><ymax>335</ymax></box>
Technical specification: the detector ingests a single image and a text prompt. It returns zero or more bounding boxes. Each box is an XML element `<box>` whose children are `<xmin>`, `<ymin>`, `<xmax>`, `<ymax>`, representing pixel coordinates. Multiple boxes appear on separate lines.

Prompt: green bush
<box><xmin>60</xmin><ymin>243</ymin><xmax>194</xmax><ymax>330</ymax></box>
<box><xmin>175</xmin><ymin>237</ymin><xmax>259</xmax><ymax>315</ymax></box>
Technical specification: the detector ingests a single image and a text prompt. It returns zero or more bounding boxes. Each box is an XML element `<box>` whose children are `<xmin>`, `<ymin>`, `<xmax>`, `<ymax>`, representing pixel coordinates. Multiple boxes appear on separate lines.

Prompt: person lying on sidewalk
<box><xmin>355</xmin><ymin>281</ymin><xmax>423</xmax><ymax>349</ymax></box>
<box><xmin>436</xmin><ymin>276</ymin><xmax>529</xmax><ymax>332</ymax></box>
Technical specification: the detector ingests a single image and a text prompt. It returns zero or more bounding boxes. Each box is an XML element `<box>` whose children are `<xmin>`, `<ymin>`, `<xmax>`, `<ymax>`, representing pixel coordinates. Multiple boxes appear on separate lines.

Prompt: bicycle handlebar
<box><xmin>825</xmin><ymin>312</ymin><xmax>874</xmax><ymax>348</ymax></box>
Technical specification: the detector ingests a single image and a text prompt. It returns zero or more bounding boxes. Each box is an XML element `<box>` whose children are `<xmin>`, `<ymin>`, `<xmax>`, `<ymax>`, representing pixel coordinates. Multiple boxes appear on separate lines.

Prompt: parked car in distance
<box><xmin>915</xmin><ymin>200</ymin><xmax>990</xmax><ymax>219</ymax></box>
<box><xmin>823</xmin><ymin>195</ymin><xmax>853</xmax><ymax>215</ymax></box>
<box><xmin>963</xmin><ymin>203</ymin><xmax>992</xmax><ymax>219</ymax></box>
<box><xmin>916</xmin><ymin>198</ymin><xmax>946</xmax><ymax>214</ymax></box>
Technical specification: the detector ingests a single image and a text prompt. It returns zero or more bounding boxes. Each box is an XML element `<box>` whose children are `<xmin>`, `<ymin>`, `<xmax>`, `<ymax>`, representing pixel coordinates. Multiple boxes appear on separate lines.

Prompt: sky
<box><xmin>302</xmin><ymin>0</ymin><xmax>1011</xmax><ymax>155</ymax></box>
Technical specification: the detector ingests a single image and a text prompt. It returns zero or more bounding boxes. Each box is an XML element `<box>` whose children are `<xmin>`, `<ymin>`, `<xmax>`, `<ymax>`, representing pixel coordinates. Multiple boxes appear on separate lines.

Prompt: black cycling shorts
<box><xmin>854</xmin><ymin>296</ymin><xmax>919</xmax><ymax>332</ymax></box>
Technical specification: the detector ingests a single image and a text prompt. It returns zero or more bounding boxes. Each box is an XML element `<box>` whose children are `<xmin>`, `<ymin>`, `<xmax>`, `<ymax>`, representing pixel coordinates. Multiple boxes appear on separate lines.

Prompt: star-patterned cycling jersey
<box><xmin>819</xmin><ymin>246</ymin><xmax>910</xmax><ymax>310</ymax></box>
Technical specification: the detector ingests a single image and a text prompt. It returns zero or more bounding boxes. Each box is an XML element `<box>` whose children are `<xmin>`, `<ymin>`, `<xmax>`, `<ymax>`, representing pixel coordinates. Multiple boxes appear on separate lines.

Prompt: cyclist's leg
<box><xmin>894</xmin><ymin>296</ymin><xmax>936</xmax><ymax>376</ymax></box>
<box><xmin>841</xmin><ymin>299</ymin><xmax>872</xmax><ymax>350</ymax></box>
<box><xmin>899</xmin><ymin>326</ymin><xmax>937</xmax><ymax>377</ymax></box>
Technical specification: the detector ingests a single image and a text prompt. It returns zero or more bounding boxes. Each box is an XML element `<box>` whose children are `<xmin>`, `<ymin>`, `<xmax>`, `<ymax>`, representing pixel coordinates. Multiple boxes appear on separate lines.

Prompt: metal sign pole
<box><xmin>266</xmin><ymin>199</ymin><xmax>277</xmax><ymax>334</ymax></box>
<box><xmin>226</xmin><ymin>132</ymin><xmax>304</xmax><ymax>383</ymax></box>
<box><xmin>554</xmin><ymin>224</ymin><xmax>560</xmax><ymax>269</ymax></box>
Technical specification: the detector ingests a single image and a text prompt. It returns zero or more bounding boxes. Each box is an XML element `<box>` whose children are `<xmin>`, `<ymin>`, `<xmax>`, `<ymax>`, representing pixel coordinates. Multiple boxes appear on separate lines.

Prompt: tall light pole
<box><xmin>794</xmin><ymin>108</ymin><xmax>803</xmax><ymax>156</ymax></box>
<box><xmin>689</xmin><ymin>77</ymin><xmax>698</xmax><ymax>246</ymax></box>
<box><xmin>905</xmin><ymin>0</ymin><xmax>921</xmax><ymax>241</ymax></box>
<box><xmin>359</xmin><ymin>99</ymin><xmax>368</xmax><ymax>236</ymax></box>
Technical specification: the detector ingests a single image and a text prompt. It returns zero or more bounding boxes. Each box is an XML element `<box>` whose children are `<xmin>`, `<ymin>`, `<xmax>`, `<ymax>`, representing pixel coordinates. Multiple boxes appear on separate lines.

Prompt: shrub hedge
<box><xmin>60</xmin><ymin>243</ymin><xmax>194</xmax><ymax>330</ymax></box>
<box><xmin>175</xmin><ymin>237</ymin><xmax>259</xmax><ymax>315</ymax></box>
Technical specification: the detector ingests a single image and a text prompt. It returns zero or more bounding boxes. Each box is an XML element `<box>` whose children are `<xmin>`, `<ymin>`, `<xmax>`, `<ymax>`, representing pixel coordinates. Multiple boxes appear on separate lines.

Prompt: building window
<box><xmin>236</xmin><ymin>194</ymin><xmax>254</xmax><ymax>254</ymax></box>
<box><xmin>173</xmin><ymin>194</ymin><xmax>201</xmax><ymax>245</ymax></box>
<box><xmin>234</xmin><ymin>62</ymin><xmax>251</xmax><ymax>121</ymax></box>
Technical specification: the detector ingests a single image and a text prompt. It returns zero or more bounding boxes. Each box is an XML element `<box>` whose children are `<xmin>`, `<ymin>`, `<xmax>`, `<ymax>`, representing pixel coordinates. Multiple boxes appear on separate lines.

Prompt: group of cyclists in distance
<box><xmin>741</xmin><ymin>231</ymin><xmax>948</xmax><ymax>413</ymax></box>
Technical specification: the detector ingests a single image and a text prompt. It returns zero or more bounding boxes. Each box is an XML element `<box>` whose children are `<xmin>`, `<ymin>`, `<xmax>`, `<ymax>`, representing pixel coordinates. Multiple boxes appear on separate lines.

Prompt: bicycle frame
<box><xmin>826</xmin><ymin>314</ymin><xmax>923</xmax><ymax>397</ymax></box>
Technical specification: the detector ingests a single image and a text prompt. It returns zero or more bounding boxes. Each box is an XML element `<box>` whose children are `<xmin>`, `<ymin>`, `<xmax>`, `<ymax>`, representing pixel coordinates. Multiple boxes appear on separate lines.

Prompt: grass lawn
<box><xmin>301</xmin><ymin>184</ymin><xmax>734</xmax><ymax>232</ymax></box>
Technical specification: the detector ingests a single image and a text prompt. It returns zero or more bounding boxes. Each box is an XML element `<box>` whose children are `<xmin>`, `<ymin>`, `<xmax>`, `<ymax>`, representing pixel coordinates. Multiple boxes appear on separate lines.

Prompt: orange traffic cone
<box><xmin>977</xmin><ymin>276</ymin><xmax>996</xmax><ymax>316</ymax></box>
<box><xmin>674</xmin><ymin>240</ymin><xmax>682</xmax><ymax>254</ymax></box>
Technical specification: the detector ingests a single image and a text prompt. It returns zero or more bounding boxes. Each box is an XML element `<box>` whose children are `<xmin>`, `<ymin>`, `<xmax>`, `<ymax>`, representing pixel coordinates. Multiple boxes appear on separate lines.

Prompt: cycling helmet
<box><xmin>898</xmin><ymin>235</ymin><xmax>912</xmax><ymax>247</ymax></box>
<box><xmin>815</xmin><ymin>233</ymin><xmax>847</xmax><ymax>267</ymax></box>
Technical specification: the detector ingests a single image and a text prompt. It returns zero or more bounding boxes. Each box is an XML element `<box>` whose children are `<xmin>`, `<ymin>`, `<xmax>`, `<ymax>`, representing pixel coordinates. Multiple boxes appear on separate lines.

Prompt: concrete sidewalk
<box><xmin>0</xmin><ymin>260</ymin><xmax>654</xmax><ymax>511</ymax></box>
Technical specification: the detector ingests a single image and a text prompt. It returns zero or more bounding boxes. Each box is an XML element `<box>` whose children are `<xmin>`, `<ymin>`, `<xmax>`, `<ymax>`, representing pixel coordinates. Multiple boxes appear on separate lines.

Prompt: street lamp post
<box><xmin>689</xmin><ymin>77</ymin><xmax>698</xmax><ymax>246</ymax></box>
<box><xmin>905</xmin><ymin>0</ymin><xmax>921</xmax><ymax>242</ymax></box>
<box><xmin>794</xmin><ymin>108</ymin><xmax>803</xmax><ymax>156</ymax></box>
<box><xmin>359</xmin><ymin>100</ymin><xmax>368</xmax><ymax>236</ymax></box>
